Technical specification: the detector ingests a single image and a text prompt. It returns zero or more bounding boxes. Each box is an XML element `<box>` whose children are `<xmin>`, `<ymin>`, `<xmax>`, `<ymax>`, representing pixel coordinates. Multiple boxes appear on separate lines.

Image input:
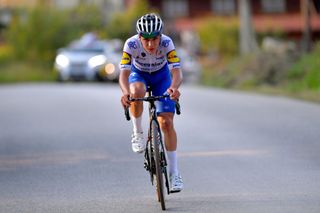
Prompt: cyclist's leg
<box><xmin>129</xmin><ymin>82</ymin><xmax>145</xmax><ymax>117</ymax></box>
<box><xmin>158</xmin><ymin>112</ymin><xmax>183</xmax><ymax>192</ymax></box>
<box><xmin>150</xmin><ymin>65</ymin><xmax>176</xmax><ymax>151</ymax></box>
<box><xmin>128</xmin><ymin>68</ymin><xmax>147</xmax><ymax>123</ymax></box>
<box><xmin>129</xmin><ymin>69</ymin><xmax>147</xmax><ymax>152</ymax></box>
<box><xmin>157</xmin><ymin>113</ymin><xmax>176</xmax><ymax>151</ymax></box>
<box><xmin>157</xmin><ymin>112</ymin><xmax>178</xmax><ymax>175</ymax></box>
<box><xmin>151</xmin><ymin>66</ymin><xmax>183</xmax><ymax>191</ymax></box>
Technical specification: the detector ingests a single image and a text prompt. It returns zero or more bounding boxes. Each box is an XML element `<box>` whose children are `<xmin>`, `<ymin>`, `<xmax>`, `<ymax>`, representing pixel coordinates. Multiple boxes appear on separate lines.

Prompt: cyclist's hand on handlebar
<box><xmin>167</xmin><ymin>88</ymin><xmax>180</xmax><ymax>100</ymax></box>
<box><xmin>121</xmin><ymin>93</ymin><xmax>131</xmax><ymax>108</ymax></box>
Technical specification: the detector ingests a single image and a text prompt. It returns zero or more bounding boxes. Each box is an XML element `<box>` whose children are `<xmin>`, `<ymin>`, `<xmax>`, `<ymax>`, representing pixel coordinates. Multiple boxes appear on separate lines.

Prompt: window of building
<box><xmin>261</xmin><ymin>0</ymin><xmax>286</xmax><ymax>13</ymax></box>
<box><xmin>162</xmin><ymin>0</ymin><xmax>188</xmax><ymax>18</ymax></box>
<box><xmin>211</xmin><ymin>0</ymin><xmax>236</xmax><ymax>15</ymax></box>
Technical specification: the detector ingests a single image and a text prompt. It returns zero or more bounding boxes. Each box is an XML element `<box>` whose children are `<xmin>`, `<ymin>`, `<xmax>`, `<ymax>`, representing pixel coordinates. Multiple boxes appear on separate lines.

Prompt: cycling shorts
<box><xmin>128</xmin><ymin>64</ymin><xmax>175</xmax><ymax>114</ymax></box>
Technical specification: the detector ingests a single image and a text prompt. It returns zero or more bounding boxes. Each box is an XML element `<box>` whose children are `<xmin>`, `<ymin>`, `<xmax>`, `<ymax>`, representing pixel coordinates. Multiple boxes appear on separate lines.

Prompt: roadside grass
<box><xmin>200</xmin><ymin>50</ymin><xmax>320</xmax><ymax>104</ymax></box>
<box><xmin>240</xmin><ymin>85</ymin><xmax>320</xmax><ymax>104</ymax></box>
<box><xmin>0</xmin><ymin>61</ymin><xmax>56</xmax><ymax>83</ymax></box>
<box><xmin>202</xmin><ymin>67</ymin><xmax>320</xmax><ymax>104</ymax></box>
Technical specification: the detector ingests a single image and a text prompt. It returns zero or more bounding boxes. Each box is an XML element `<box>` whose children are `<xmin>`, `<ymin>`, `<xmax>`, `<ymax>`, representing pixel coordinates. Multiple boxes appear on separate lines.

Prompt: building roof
<box><xmin>174</xmin><ymin>13</ymin><xmax>320</xmax><ymax>33</ymax></box>
<box><xmin>253</xmin><ymin>14</ymin><xmax>320</xmax><ymax>33</ymax></box>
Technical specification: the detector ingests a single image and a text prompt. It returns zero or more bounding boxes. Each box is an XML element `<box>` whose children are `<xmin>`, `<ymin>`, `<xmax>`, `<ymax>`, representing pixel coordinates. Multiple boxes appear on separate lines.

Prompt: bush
<box><xmin>6</xmin><ymin>7</ymin><xmax>67</xmax><ymax>62</ymax></box>
<box><xmin>197</xmin><ymin>17</ymin><xmax>239</xmax><ymax>57</ymax></box>
<box><xmin>287</xmin><ymin>43</ymin><xmax>320</xmax><ymax>91</ymax></box>
<box><xmin>201</xmin><ymin>49</ymin><xmax>299</xmax><ymax>89</ymax></box>
<box><xmin>0</xmin><ymin>44</ymin><xmax>13</xmax><ymax>63</ymax></box>
<box><xmin>5</xmin><ymin>4</ymin><xmax>105</xmax><ymax>63</ymax></box>
<box><xmin>0</xmin><ymin>61</ymin><xmax>55</xmax><ymax>83</ymax></box>
<box><xmin>106</xmin><ymin>0</ymin><xmax>149</xmax><ymax>40</ymax></box>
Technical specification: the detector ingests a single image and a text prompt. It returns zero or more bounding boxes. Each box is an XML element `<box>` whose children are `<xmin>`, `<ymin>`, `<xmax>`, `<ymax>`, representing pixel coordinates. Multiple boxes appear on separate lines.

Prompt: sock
<box><xmin>132</xmin><ymin>116</ymin><xmax>143</xmax><ymax>134</ymax></box>
<box><xmin>167</xmin><ymin>151</ymin><xmax>178</xmax><ymax>176</ymax></box>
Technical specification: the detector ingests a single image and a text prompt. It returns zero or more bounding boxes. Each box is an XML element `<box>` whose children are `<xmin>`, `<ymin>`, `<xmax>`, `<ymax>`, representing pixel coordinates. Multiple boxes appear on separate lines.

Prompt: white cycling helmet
<box><xmin>136</xmin><ymin>13</ymin><xmax>163</xmax><ymax>38</ymax></box>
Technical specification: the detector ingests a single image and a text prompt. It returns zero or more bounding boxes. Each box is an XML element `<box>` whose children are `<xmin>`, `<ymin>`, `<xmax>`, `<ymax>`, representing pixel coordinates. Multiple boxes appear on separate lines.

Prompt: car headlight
<box><xmin>105</xmin><ymin>63</ymin><xmax>115</xmax><ymax>75</ymax></box>
<box><xmin>55</xmin><ymin>54</ymin><xmax>69</xmax><ymax>68</ymax></box>
<box><xmin>88</xmin><ymin>55</ymin><xmax>107</xmax><ymax>68</ymax></box>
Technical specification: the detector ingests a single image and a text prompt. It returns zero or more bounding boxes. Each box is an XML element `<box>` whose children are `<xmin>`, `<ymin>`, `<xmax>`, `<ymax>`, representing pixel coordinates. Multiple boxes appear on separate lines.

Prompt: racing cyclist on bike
<box><xmin>119</xmin><ymin>13</ymin><xmax>183</xmax><ymax>192</ymax></box>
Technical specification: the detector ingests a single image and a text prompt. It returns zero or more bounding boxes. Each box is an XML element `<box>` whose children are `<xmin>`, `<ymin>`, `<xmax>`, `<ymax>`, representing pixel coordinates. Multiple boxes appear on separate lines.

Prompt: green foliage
<box><xmin>201</xmin><ymin>48</ymin><xmax>301</xmax><ymax>90</ymax></box>
<box><xmin>67</xmin><ymin>4</ymin><xmax>105</xmax><ymax>37</ymax></box>
<box><xmin>198</xmin><ymin>17</ymin><xmax>239</xmax><ymax>57</ymax></box>
<box><xmin>0</xmin><ymin>44</ymin><xmax>13</xmax><ymax>63</ymax></box>
<box><xmin>5</xmin><ymin>4</ymin><xmax>105</xmax><ymax>63</ymax></box>
<box><xmin>201</xmin><ymin>41</ymin><xmax>320</xmax><ymax>103</ymax></box>
<box><xmin>106</xmin><ymin>0</ymin><xmax>149</xmax><ymax>40</ymax></box>
<box><xmin>6</xmin><ymin>7</ymin><xmax>66</xmax><ymax>62</ymax></box>
<box><xmin>0</xmin><ymin>61</ymin><xmax>55</xmax><ymax>82</ymax></box>
<box><xmin>287</xmin><ymin>43</ymin><xmax>320</xmax><ymax>91</ymax></box>
<box><xmin>1</xmin><ymin>1</ymin><xmax>154</xmax><ymax>82</ymax></box>
<box><xmin>4</xmin><ymin>0</ymin><xmax>151</xmax><ymax>63</ymax></box>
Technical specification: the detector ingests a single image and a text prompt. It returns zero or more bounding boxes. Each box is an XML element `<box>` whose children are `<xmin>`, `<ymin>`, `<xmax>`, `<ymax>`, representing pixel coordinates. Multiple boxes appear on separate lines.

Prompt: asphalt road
<box><xmin>0</xmin><ymin>83</ymin><xmax>320</xmax><ymax>213</ymax></box>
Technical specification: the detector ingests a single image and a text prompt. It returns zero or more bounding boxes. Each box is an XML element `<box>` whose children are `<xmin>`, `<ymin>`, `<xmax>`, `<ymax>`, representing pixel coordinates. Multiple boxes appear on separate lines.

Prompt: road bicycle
<box><xmin>124</xmin><ymin>87</ymin><xmax>180</xmax><ymax>211</ymax></box>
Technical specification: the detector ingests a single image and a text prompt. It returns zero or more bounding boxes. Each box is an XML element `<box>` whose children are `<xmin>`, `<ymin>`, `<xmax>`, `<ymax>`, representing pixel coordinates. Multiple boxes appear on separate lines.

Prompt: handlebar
<box><xmin>130</xmin><ymin>94</ymin><xmax>170</xmax><ymax>102</ymax></box>
<box><xmin>124</xmin><ymin>95</ymin><xmax>181</xmax><ymax>121</ymax></box>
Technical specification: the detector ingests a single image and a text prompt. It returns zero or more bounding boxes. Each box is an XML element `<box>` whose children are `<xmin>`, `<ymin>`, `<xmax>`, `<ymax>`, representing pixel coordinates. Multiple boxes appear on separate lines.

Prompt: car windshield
<box><xmin>66</xmin><ymin>48</ymin><xmax>104</xmax><ymax>53</ymax></box>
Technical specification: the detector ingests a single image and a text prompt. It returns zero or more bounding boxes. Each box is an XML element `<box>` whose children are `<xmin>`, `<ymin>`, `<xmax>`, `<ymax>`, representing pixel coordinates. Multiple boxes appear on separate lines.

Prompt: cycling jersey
<box><xmin>120</xmin><ymin>34</ymin><xmax>181</xmax><ymax>73</ymax></box>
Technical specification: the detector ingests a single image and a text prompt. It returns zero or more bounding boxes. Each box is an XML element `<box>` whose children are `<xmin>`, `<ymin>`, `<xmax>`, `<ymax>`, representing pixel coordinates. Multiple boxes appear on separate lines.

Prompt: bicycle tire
<box><xmin>151</xmin><ymin>120</ymin><xmax>166</xmax><ymax>210</ymax></box>
<box><xmin>145</xmin><ymin>138</ymin><xmax>154</xmax><ymax>184</ymax></box>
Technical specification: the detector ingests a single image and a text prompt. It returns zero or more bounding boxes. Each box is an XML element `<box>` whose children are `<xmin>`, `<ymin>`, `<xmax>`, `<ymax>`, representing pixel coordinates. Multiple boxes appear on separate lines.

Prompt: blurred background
<box><xmin>0</xmin><ymin>0</ymin><xmax>319</xmax><ymax>102</ymax></box>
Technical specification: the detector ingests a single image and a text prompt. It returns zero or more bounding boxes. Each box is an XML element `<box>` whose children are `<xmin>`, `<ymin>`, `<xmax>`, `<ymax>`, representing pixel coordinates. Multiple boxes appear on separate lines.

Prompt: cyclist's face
<box><xmin>140</xmin><ymin>35</ymin><xmax>161</xmax><ymax>55</ymax></box>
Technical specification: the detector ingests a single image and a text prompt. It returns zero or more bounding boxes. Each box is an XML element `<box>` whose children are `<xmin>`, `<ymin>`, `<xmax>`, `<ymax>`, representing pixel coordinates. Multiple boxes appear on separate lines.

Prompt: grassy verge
<box><xmin>240</xmin><ymin>86</ymin><xmax>320</xmax><ymax>104</ymax></box>
<box><xmin>202</xmin><ymin>69</ymin><xmax>320</xmax><ymax>104</ymax></box>
<box><xmin>0</xmin><ymin>61</ymin><xmax>56</xmax><ymax>83</ymax></box>
<box><xmin>201</xmin><ymin>66</ymin><xmax>320</xmax><ymax>104</ymax></box>
<box><xmin>200</xmin><ymin>46</ymin><xmax>320</xmax><ymax>104</ymax></box>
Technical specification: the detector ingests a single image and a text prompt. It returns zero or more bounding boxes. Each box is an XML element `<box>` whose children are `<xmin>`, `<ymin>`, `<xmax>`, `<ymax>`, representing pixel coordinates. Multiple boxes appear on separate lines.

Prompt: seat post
<box><xmin>146</xmin><ymin>86</ymin><xmax>152</xmax><ymax>97</ymax></box>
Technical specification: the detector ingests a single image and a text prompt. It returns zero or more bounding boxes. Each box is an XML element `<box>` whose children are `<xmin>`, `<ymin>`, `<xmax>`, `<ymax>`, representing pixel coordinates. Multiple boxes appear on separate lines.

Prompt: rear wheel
<box><xmin>151</xmin><ymin>120</ymin><xmax>166</xmax><ymax>210</ymax></box>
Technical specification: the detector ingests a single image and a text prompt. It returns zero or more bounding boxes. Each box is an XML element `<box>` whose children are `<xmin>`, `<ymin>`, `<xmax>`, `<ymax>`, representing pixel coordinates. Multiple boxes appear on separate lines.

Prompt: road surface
<box><xmin>0</xmin><ymin>83</ymin><xmax>320</xmax><ymax>213</ymax></box>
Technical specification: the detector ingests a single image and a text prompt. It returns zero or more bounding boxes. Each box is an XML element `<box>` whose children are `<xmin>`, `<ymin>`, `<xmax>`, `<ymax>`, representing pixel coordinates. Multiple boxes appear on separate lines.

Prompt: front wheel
<box><xmin>151</xmin><ymin>120</ymin><xmax>166</xmax><ymax>210</ymax></box>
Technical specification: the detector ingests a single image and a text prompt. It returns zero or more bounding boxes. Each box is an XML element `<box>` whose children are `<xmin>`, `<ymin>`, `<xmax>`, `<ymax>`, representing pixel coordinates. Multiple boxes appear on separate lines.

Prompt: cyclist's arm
<box><xmin>119</xmin><ymin>37</ymin><xmax>135</xmax><ymax>96</ymax></box>
<box><xmin>170</xmin><ymin>68</ymin><xmax>183</xmax><ymax>89</ymax></box>
<box><xmin>119</xmin><ymin>41</ymin><xmax>134</xmax><ymax>107</ymax></box>
<box><xmin>167</xmin><ymin>68</ymin><xmax>183</xmax><ymax>100</ymax></box>
<box><xmin>164</xmin><ymin>40</ymin><xmax>182</xmax><ymax>92</ymax></box>
<box><xmin>119</xmin><ymin>69</ymin><xmax>130</xmax><ymax>95</ymax></box>
<box><xmin>119</xmin><ymin>69</ymin><xmax>131</xmax><ymax>107</ymax></box>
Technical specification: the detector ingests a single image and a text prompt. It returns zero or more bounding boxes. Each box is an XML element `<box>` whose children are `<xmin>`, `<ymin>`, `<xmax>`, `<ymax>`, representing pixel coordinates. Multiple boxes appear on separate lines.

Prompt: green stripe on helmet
<box><xmin>140</xmin><ymin>32</ymin><xmax>160</xmax><ymax>39</ymax></box>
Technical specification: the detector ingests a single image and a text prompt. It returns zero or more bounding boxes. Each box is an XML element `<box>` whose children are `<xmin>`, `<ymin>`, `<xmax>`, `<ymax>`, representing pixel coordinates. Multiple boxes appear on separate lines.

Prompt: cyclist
<box><xmin>119</xmin><ymin>13</ymin><xmax>183</xmax><ymax>192</ymax></box>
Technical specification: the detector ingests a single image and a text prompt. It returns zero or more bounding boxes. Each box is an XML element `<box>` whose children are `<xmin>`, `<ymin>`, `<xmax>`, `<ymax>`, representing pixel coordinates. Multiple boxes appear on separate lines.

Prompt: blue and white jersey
<box><xmin>120</xmin><ymin>34</ymin><xmax>181</xmax><ymax>73</ymax></box>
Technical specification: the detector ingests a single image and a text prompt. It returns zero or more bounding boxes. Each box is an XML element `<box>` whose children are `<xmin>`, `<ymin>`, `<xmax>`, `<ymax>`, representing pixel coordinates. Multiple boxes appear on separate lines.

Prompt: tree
<box><xmin>106</xmin><ymin>0</ymin><xmax>149</xmax><ymax>40</ymax></box>
<box><xmin>302</xmin><ymin>0</ymin><xmax>312</xmax><ymax>52</ymax></box>
<box><xmin>238</xmin><ymin>0</ymin><xmax>258</xmax><ymax>55</ymax></box>
<box><xmin>6</xmin><ymin>4</ymin><xmax>105</xmax><ymax>62</ymax></box>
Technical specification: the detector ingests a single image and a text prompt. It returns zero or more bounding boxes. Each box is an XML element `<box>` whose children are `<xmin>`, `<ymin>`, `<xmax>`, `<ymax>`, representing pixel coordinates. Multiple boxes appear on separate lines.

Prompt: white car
<box><xmin>54</xmin><ymin>40</ymin><xmax>121</xmax><ymax>82</ymax></box>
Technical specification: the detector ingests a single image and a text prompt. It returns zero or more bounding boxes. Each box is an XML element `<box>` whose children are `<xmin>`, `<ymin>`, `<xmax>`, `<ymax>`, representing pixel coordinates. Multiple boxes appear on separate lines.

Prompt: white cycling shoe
<box><xmin>131</xmin><ymin>132</ymin><xmax>145</xmax><ymax>153</ymax></box>
<box><xmin>170</xmin><ymin>173</ymin><xmax>183</xmax><ymax>193</ymax></box>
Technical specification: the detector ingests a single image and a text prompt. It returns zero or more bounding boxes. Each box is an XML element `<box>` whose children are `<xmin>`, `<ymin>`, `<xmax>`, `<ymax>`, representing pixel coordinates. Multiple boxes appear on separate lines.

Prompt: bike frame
<box><xmin>145</xmin><ymin>90</ymin><xmax>170</xmax><ymax>195</ymax></box>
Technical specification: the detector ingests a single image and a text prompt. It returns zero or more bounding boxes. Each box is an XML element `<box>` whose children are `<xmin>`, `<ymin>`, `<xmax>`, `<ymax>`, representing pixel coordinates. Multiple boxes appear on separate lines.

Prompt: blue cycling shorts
<box><xmin>129</xmin><ymin>64</ymin><xmax>175</xmax><ymax>114</ymax></box>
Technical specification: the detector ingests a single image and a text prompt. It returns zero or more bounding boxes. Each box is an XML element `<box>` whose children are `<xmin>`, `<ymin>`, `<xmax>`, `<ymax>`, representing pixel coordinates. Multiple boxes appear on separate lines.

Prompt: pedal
<box><xmin>170</xmin><ymin>189</ymin><xmax>181</xmax><ymax>193</ymax></box>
